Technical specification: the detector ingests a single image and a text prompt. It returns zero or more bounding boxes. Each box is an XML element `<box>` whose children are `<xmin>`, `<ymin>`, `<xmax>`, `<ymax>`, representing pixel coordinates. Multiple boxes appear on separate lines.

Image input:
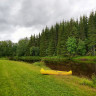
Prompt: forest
<box><xmin>0</xmin><ymin>11</ymin><xmax>96</xmax><ymax>57</ymax></box>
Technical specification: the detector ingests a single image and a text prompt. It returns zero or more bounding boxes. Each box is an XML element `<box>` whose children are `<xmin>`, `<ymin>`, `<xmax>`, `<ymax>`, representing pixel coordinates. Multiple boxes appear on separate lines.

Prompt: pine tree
<box><xmin>77</xmin><ymin>39</ymin><xmax>86</xmax><ymax>55</ymax></box>
<box><xmin>25</xmin><ymin>35</ymin><xmax>33</xmax><ymax>56</ymax></box>
<box><xmin>57</xmin><ymin>21</ymin><xmax>67</xmax><ymax>56</ymax></box>
<box><xmin>40</xmin><ymin>27</ymin><xmax>49</xmax><ymax>56</ymax></box>
<box><xmin>78</xmin><ymin>16</ymin><xmax>88</xmax><ymax>40</ymax></box>
<box><xmin>48</xmin><ymin>39</ymin><xmax>55</xmax><ymax>56</ymax></box>
<box><xmin>88</xmin><ymin>12</ymin><xmax>96</xmax><ymax>55</ymax></box>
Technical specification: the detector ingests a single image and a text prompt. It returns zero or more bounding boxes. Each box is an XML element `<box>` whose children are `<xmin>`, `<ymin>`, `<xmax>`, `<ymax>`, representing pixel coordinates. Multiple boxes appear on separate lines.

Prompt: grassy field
<box><xmin>72</xmin><ymin>56</ymin><xmax>96</xmax><ymax>63</ymax></box>
<box><xmin>73</xmin><ymin>56</ymin><xmax>96</xmax><ymax>60</ymax></box>
<box><xmin>0</xmin><ymin>60</ymin><xmax>96</xmax><ymax>96</ymax></box>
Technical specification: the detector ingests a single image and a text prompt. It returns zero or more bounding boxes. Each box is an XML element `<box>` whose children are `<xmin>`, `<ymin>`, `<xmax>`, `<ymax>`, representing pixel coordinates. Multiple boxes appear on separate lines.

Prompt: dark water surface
<box><xmin>45</xmin><ymin>61</ymin><xmax>96</xmax><ymax>78</ymax></box>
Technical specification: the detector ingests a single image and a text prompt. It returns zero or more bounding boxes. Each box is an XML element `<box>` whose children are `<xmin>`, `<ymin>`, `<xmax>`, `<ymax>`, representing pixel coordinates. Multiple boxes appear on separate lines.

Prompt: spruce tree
<box><xmin>57</xmin><ymin>21</ymin><xmax>67</xmax><ymax>56</ymax></box>
<box><xmin>88</xmin><ymin>12</ymin><xmax>96</xmax><ymax>55</ymax></box>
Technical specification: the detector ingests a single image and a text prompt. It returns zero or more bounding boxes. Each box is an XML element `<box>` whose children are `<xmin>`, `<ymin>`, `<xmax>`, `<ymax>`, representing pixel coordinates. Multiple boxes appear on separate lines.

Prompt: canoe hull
<box><xmin>40</xmin><ymin>68</ymin><xmax>72</xmax><ymax>75</ymax></box>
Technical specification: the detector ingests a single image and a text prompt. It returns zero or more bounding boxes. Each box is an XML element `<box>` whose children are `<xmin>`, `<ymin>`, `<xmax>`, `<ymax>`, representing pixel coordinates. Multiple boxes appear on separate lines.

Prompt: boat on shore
<box><xmin>40</xmin><ymin>68</ymin><xmax>72</xmax><ymax>75</ymax></box>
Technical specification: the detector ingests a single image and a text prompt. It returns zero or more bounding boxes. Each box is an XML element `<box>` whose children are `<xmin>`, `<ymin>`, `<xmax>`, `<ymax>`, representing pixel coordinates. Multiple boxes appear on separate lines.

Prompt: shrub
<box><xmin>66</xmin><ymin>37</ymin><xmax>77</xmax><ymax>55</ymax></box>
<box><xmin>80</xmin><ymin>79</ymin><xmax>94</xmax><ymax>88</ymax></box>
<box><xmin>92</xmin><ymin>74</ymin><xmax>96</xmax><ymax>85</ymax></box>
<box><xmin>33</xmin><ymin>62</ymin><xmax>45</xmax><ymax>67</ymax></box>
<box><xmin>80</xmin><ymin>76</ymin><xmax>96</xmax><ymax>88</ymax></box>
<box><xmin>9</xmin><ymin>56</ymin><xmax>41</xmax><ymax>62</ymax></box>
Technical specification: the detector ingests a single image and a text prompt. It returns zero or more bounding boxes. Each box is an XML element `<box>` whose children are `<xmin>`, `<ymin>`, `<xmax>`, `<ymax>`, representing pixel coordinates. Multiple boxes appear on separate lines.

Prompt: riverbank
<box><xmin>3</xmin><ymin>56</ymin><xmax>96</xmax><ymax>78</ymax></box>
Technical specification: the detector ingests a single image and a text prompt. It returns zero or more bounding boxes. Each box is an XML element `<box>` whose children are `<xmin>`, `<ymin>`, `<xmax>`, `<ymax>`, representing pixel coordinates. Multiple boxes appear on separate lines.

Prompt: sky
<box><xmin>0</xmin><ymin>0</ymin><xmax>96</xmax><ymax>43</ymax></box>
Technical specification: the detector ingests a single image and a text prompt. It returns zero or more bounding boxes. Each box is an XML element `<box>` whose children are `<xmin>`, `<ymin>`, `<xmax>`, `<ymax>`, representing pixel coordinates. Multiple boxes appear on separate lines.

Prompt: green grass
<box><xmin>73</xmin><ymin>56</ymin><xmax>96</xmax><ymax>60</ymax></box>
<box><xmin>42</xmin><ymin>56</ymin><xmax>68</xmax><ymax>63</ymax></box>
<box><xmin>0</xmin><ymin>60</ymin><xmax>96</xmax><ymax>96</ymax></box>
<box><xmin>42</xmin><ymin>56</ymin><xmax>96</xmax><ymax>64</ymax></box>
<box><xmin>72</xmin><ymin>56</ymin><xmax>96</xmax><ymax>64</ymax></box>
<box><xmin>9</xmin><ymin>56</ymin><xmax>41</xmax><ymax>62</ymax></box>
<box><xmin>73</xmin><ymin>56</ymin><xmax>96</xmax><ymax>61</ymax></box>
<box><xmin>0</xmin><ymin>57</ymin><xmax>8</xmax><ymax>60</ymax></box>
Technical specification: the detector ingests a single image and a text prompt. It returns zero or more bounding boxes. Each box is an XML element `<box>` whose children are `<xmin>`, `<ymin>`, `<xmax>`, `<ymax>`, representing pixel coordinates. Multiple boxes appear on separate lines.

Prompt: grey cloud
<box><xmin>0</xmin><ymin>0</ymin><xmax>96</xmax><ymax>42</ymax></box>
<box><xmin>15</xmin><ymin>0</ymin><xmax>55</xmax><ymax>27</ymax></box>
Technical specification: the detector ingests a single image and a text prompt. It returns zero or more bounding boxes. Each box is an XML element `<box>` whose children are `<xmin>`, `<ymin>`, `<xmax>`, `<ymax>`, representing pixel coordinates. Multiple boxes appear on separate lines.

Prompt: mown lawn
<box><xmin>0</xmin><ymin>60</ymin><xmax>96</xmax><ymax>96</ymax></box>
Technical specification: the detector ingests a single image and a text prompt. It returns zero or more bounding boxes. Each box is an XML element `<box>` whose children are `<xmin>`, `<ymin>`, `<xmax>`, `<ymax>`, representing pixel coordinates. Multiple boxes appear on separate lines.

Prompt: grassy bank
<box><xmin>8</xmin><ymin>56</ymin><xmax>96</xmax><ymax>64</ymax></box>
<box><xmin>42</xmin><ymin>56</ymin><xmax>96</xmax><ymax>64</ymax></box>
<box><xmin>8</xmin><ymin>56</ymin><xmax>96</xmax><ymax>78</ymax></box>
<box><xmin>42</xmin><ymin>56</ymin><xmax>69</xmax><ymax>64</ymax></box>
<box><xmin>0</xmin><ymin>60</ymin><xmax>96</xmax><ymax>96</ymax></box>
<box><xmin>9</xmin><ymin>56</ymin><xmax>41</xmax><ymax>62</ymax></box>
<box><xmin>72</xmin><ymin>56</ymin><xmax>96</xmax><ymax>64</ymax></box>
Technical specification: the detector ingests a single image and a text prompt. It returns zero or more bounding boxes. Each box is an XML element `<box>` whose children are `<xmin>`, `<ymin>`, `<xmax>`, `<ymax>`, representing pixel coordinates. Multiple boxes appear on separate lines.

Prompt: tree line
<box><xmin>0</xmin><ymin>11</ymin><xmax>96</xmax><ymax>57</ymax></box>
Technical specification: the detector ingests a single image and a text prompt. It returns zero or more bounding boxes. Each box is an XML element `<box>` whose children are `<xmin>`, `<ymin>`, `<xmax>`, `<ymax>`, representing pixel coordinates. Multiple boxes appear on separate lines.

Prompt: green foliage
<box><xmin>0</xmin><ymin>57</ymin><xmax>8</xmax><ymax>60</ymax></box>
<box><xmin>57</xmin><ymin>22</ymin><xmax>67</xmax><ymax>56</ymax></box>
<box><xmin>30</xmin><ymin>46</ymin><xmax>40</xmax><ymax>56</ymax></box>
<box><xmin>9</xmin><ymin>56</ymin><xmax>41</xmax><ymax>62</ymax></box>
<box><xmin>88</xmin><ymin>12</ymin><xmax>96</xmax><ymax>55</ymax></box>
<box><xmin>48</xmin><ymin>39</ymin><xmax>55</xmax><ymax>56</ymax></box>
<box><xmin>42</xmin><ymin>56</ymin><xmax>68</xmax><ymax>63</ymax></box>
<box><xmin>40</xmin><ymin>27</ymin><xmax>50</xmax><ymax>56</ymax></box>
<box><xmin>72</xmin><ymin>56</ymin><xmax>96</xmax><ymax>64</ymax></box>
<box><xmin>73</xmin><ymin>56</ymin><xmax>96</xmax><ymax>60</ymax></box>
<box><xmin>77</xmin><ymin>39</ymin><xmax>86</xmax><ymax>55</ymax></box>
<box><xmin>66</xmin><ymin>37</ymin><xmax>77</xmax><ymax>55</ymax></box>
<box><xmin>78</xmin><ymin>16</ymin><xmax>88</xmax><ymax>40</ymax></box>
<box><xmin>32</xmin><ymin>62</ymin><xmax>47</xmax><ymax>68</ymax></box>
<box><xmin>17</xmin><ymin>38</ymin><xmax>29</xmax><ymax>56</ymax></box>
<box><xmin>92</xmin><ymin>74</ymin><xmax>96</xmax><ymax>85</ymax></box>
<box><xmin>0</xmin><ymin>40</ymin><xmax>16</xmax><ymax>57</ymax></box>
<box><xmin>80</xmin><ymin>78</ymin><xmax>94</xmax><ymax>88</ymax></box>
<box><xmin>80</xmin><ymin>75</ymin><xmax>96</xmax><ymax>88</ymax></box>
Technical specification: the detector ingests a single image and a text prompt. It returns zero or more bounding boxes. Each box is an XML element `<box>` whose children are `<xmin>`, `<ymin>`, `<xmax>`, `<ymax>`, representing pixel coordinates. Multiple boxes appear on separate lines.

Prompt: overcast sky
<box><xmin>0</xmin><ymin>0</ymin><xmax>96</xmax><ymax>42</ymax></box>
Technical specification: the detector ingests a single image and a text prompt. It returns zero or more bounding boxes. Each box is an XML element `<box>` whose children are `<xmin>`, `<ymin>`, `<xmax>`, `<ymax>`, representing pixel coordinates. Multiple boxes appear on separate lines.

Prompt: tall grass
<box><xmin>80</xmin><ymin>75</ymin><xmax>96</xmax><ymax>88</ymax></box>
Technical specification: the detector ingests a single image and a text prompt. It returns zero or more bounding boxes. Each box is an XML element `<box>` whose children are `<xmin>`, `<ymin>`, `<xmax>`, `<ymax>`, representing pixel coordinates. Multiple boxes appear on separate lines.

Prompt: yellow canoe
<box><xmin>40</xmin><ymin>68</ymin><xmax>72</xmax><ymax>75</ymax></box>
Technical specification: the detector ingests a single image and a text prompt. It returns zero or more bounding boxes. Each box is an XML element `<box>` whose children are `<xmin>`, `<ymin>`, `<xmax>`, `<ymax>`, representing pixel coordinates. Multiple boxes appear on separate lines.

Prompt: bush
<box><xmin>80</xmin><ymin>79</ymin><xmax>95</xmax><ymax>88</ymax></box>
<box><xmin>66</xmin><ymin>37</ymin><xmax>77</xmax><ymax>55</ymax></box>
<box><xmin>33</xmin><ymin>62</ymin><xmax>45</xmax><ymax>67</ymax></box>
<box><xmin>9</xmin><ymin>56</ymin><xmax>41</xmax><ymax>62</ymax></box>
<box><xmin>92</xmin><ymin>74</ymin><xmax>96</xmax><ymax>85</ymax></box>
<box><xmin>80</xmin><ymin>76</ymin><xmax>96</xmax><ymax>88</ymax></box>
<box><xmin>42</xmin><ymin>57</ymin><xmax>68</xmax><ymax>62</ymax></box>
